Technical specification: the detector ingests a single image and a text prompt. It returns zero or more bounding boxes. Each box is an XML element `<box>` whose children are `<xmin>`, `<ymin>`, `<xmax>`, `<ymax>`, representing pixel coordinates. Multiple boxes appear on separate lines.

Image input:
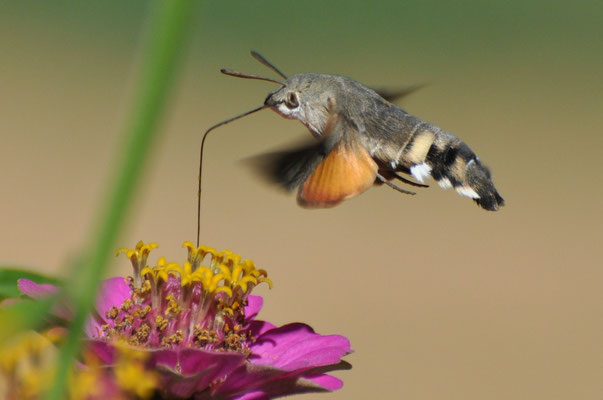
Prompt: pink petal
<box><xmin>148</xmin><ymin>349</ymin><xmax>178</xmax><ymax>370</ymax></box>
<box><xmin>250</xmin><ymin>323</ymin><xmax>351</xmax><ymax>370</ymax></box>
<box><xmin>95</xmin><ymin>277</ymin><xmax>131</xmax><ymax>315</ymax></box>
<box><xmin>213</xmin><ymin>364</ymin><xmax>283</xmax><ymax>398</ymax></box>
<box><xmin>244</xmin><ymin>295</ymin><xmax>263</xmax><ymax>320</ymax></box>
<box><xmin>155</xmin><ymin>367</ymin><xmax>202</xmax><ymax>398</ymax></box>
<box><xmin>216</xmin><ymin>363</ymin><xmax>336</xmax><ymax>399</ymax></box>
<box><xmin>17</xmin><ymin>279</ymin><xmax>57</xmax><ymax>298</ymax></box>
<box><xmin>85</xmin><ymin>277</ymin><xmax>131</xmax><ymax>337</ymax></box>
<box><xmin>233</xmin><ymin>390</ymin><xmax>269</xmax><ymax>400</ymax></box>
<box><xmin>150</xmin><ymin>348</ymin><xmax>246</xmax><ymax>398</ymax></box>
<box><xmin>304</xmin><ymin>373</ymin><xmax>344</xmax><ymax>391</ymax></box>
<box><xmin>84</xmin><ymin>319</ymin><xmax>105</xmax><ymax>338</ymax></box>
<box><xmin>177</xmin><ymin>348</ymin><xmax>246</xmax><ymax>378</ymax></box>
<box><xmin>86</xmin><ymin>339</ymin><xmax>116</xmax><ymax>364</ymax></box>
<box><xmin>17</xmin><ymin>279</ymin><xmax>72</xmax><ymax>320</ymax></box>
<box><xmin>248</xmin><ymin>320</ymin><xmax>276</xmax><ymax>338</ymax></box>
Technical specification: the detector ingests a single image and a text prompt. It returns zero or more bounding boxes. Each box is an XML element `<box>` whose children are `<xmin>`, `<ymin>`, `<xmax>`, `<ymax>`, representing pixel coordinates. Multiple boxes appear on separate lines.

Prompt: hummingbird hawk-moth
<box><xmin>201</xmin><ymin>51</ymin><xmax>505</xmax><ymax>212</ymax></box>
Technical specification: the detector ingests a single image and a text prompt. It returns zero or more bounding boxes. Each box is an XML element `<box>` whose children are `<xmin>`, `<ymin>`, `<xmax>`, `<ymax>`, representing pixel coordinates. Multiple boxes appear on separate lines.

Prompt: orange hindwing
<box><xmin>298</xmin><ymin>139</ymin><xmax>377</xmax><ymax>208</ymax></box>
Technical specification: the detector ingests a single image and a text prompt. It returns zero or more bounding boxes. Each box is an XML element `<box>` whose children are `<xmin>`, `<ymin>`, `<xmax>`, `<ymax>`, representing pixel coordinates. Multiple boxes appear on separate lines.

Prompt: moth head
<box><xmin>220</xmin><ymin>52</ymin><xmax>335</xmax><ymax>135</ymax></box>
<box><xmin>264</xmin><ymin>74</ymin><xmax>335</xmax><ymax>134</ymax></box>
<box><xmin>264</xmin><ymin>85</ymin><xmax>300</xmax><ymax>118</ymax></box>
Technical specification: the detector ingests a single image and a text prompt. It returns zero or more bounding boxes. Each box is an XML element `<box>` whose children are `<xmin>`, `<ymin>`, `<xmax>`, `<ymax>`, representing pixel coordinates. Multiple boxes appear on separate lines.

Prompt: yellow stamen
<box><xmin>116</xmin><ymin>241</ymin><xmax>159</xmax><ymax>257</ymax></box>
<box><xmin>166</xmin><ymin>261</ymin><xmax>194</xmax><ymax>287</ymax></box>
<box><xmin>214</xmin><ymin>286</ymin><xmax>233</xmax><ymax>297</ymax></box>
<box><xmin>236</xmin><ymin>275</ymin><xmax>258</xmax><ymax>294</ymax></box>
<box><xmin>231</xmin><ymin>264</ymin><xmax>243</xmax><ymax>283</ymax></box>
<box><xmin>117</xmin><ymin>241</ymin><xmax>159</xmax><ymax>288</ymax></box>
<box><xmin>208</xmin><ymin>273</ymin><xmax>226</xmax><ymax>293</ymax></box>
<box><xmin>182</xmin><ymin>241</ymin><xmax>218</xmax><ymax>269</ymax></box>
<box><xmin>141</xmin><ymin>263</ymin><xmax>172</xmax><ymax>284</ymax></box>
<box><xmin>221</xmin><ymin>250</ymin><xmax>242</xmax><ymax>267</ymax></box>
<box><xmin>258</xmin><ymin>277</ymin><xmax>274</xmax><ymax>289</ymax></box>
<box><xmin>164</xmin><ymin>295</ymin><xmax>182</xmax><ymax>316</ymax></box>
<box><xmin>221</xmin><ymin>307</ymin><xmax>234</xmax><ymax>316</ymax></box>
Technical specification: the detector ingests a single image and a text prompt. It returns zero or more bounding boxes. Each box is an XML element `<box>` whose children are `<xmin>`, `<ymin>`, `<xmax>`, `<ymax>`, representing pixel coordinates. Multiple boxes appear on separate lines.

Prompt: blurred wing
<box><xmin>246</xmin><ymin>139</ymin><xmax>329</xmax><ymax>191</ymax></box>
<box><xmin>374</xmin><ymin>84</ymin><xmax>425</xmax><ymax>104</ymax></box>
<box><xmin>298</xmin><ymin>138</ymin><xmax>378</xmax><ymax>208</ymax></box>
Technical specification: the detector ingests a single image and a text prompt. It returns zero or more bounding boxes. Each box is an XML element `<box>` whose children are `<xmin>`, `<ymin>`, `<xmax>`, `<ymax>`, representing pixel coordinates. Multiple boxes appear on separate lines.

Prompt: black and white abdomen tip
<box><xmin>463</xmin><ymin>157</ymin><xmax>505</xmax><ymax>211</ymax></box>
<box><xmin>403</xmin><ymin>129</ymin><xmax>504</xmax><ymax>211</ymax></box>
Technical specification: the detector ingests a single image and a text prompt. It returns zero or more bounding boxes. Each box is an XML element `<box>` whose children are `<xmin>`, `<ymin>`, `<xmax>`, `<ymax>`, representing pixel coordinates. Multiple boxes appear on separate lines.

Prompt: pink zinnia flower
<box><xmin>16</xmin><ymin>241</ymin><xmax>351</xmax><ymax>399</ymax></box>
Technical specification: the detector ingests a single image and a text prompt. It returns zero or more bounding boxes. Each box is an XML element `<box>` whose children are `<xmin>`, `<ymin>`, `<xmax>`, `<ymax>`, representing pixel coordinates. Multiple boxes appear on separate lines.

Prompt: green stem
<box><xmin>44</xmin><ymin>1</ymin><xmax>195</xmax><ymax>399</ymax></box>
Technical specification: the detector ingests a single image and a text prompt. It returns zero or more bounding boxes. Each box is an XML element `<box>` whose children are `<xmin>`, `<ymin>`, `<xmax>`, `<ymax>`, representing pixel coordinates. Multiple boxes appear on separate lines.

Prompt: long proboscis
<box><xmin>197</xmin><ymin>105</ymin><xmax>267</xmax><ymax>246</ymax></box>
<box><xmin>220</xmin><ymin>69</ymin><xmax>285</xmax><ymax>85</ymax></box>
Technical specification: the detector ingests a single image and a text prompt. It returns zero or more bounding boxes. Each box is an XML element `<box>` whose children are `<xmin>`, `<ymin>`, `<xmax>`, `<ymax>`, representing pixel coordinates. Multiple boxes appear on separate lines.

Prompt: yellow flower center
<box><xmin>102</xmin><ymin>241</ymin><xmax>272</xmax><ymax>353</ymax></box>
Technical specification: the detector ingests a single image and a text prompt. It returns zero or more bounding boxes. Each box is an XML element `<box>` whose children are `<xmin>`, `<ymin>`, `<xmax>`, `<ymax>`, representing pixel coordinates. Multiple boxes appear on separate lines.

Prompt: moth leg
<box><xmin>393</xmin><ymin>172</ymin><xmax>429</xmax><ymax>188</ymax></box>
<box><xmin>376</xmin><ymin>173</ymin><xmax>416</xmax><ymax>195</ymax></box>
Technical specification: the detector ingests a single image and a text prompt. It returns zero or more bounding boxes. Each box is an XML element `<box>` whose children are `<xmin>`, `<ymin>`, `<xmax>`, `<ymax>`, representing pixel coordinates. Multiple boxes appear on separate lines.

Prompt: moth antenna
<box><xmin>250</xmin><ymin>51</ymin><xmax>288</xmax><ymax>80</ymax></box>
<box><xmin>221</xmin><ymin>69</ymin><xmax>285</xmax><ymax>85</ymax></box>
<box><xmin>197</xmin><ymin>105</ymin><xmax>267</xmax><ymax>246</ymax></box>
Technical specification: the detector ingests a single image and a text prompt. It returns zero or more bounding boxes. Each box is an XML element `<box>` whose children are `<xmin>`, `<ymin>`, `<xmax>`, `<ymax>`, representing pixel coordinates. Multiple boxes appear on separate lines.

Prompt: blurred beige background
<box><xmin>1</xmin><ymin>1</ymin><xmax>601</xmax><ymax>399</ymax></box>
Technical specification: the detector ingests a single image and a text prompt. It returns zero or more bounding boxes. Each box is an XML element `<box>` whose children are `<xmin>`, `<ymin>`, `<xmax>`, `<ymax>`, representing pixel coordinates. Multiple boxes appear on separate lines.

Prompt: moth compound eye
<box><xmin>285</xmin><ymin>92</ymin><xmax>299</xmax><ymax>109</ymax></box>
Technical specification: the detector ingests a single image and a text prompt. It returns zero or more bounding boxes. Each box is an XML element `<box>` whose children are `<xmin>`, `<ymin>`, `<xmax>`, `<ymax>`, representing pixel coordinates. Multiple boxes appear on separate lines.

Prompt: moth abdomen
<box><xmin>394</xmin><ymin>123</ymin><xmax>504</xmax><ymax>211</ymax></box>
